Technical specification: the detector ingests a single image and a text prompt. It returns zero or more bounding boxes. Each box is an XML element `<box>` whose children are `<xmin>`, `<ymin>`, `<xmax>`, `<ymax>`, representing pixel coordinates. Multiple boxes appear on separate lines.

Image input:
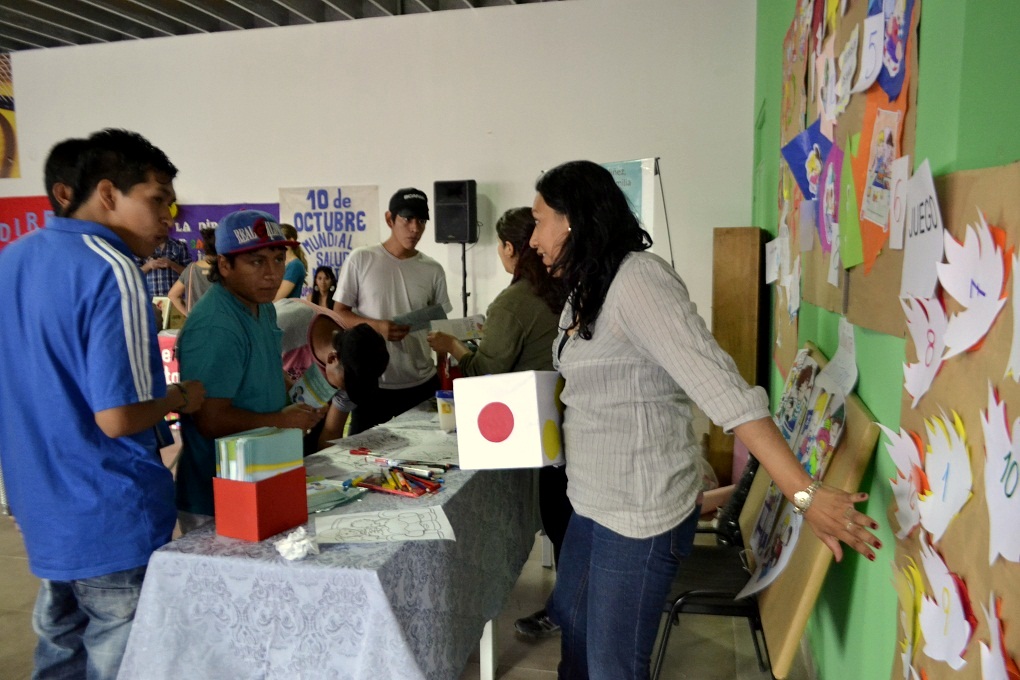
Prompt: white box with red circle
<box><xmin>453</xmin><ymin>370</ymin><xmax>565</xmax><ymax>469</ymax></box>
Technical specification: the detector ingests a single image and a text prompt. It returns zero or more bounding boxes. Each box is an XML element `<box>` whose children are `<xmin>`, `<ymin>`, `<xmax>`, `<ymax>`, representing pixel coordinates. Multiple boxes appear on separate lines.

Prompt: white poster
<box><xmin>279</xmin><ymin>185</ymin><xmax>380</xmax><ymax>290</ymax></box>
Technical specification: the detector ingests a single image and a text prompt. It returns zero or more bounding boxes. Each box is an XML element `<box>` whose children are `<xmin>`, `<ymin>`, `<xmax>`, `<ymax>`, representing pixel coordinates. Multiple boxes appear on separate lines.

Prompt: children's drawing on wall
<box><xmin>782</xmin><ymin>119</ymin><xmax>834</xmax><ymax>201</ymax></box>
<box><xmin>817</xmin><ymin>145</ymin><xmax>843</xmax><ymax>252</ymax></box>
<box><xmin>314</xmin><ymin>506</ymin><xmax>456</xmax><ymax>544</ymax></box>
<box><xmin>861</xmin><ymin>109</ymin><xmax>901</xmax><ymax>227</ymax></box>
<box><xmin>775</xmin><ymin>349</ymin><xmax>820</xmax><ymax>444</ymax></box>
<box><xmin>795</xmin><ymin>390</ymin><xmax>846</xmax><ymax>480</ymax></box>
<box><xmin>879</xmin><ymin>0</ymin><xmax>915</xmax><ymax>99</ymax></box>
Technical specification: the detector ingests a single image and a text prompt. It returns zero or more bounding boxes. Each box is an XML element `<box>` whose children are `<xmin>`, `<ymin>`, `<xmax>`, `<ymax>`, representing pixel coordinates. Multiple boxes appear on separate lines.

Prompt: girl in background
<box><xmin>428</xmin><ymin>207</ymin><xmax>573</xmax><ymax>639</ymax></box>
<box><xmin>308</xmin><ymin>265</ymin><xmax>338</xmax><ymax>308</ymax></box>
<box><xmin>275</xmin><ymin>223</ymin><xmax>308</xmax><ymax>300</ymax></box>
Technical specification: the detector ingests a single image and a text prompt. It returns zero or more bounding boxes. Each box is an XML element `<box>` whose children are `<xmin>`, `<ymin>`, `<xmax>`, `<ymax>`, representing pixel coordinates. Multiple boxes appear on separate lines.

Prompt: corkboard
<box><xmin>891</xmin><ymin>161</ymin><xmax>1020</xmax><ymax>680</ymax></box>
<box><xmin>739</xmin><ymin>342</ymin><xmax>880</xmax><ymax>680</ymax></box>
<box><xmin>797</xmin><ymin>0</ymin><xmax>920</xmax><ymax>337</ymax></box>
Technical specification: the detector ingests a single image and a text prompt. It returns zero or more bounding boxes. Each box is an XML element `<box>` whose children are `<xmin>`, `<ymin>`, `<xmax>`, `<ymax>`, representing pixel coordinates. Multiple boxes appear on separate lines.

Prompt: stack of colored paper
<box><xmin>215</xmin><ymin>427</ymin><xmax>303</xmax><ymax>482</ymax></box>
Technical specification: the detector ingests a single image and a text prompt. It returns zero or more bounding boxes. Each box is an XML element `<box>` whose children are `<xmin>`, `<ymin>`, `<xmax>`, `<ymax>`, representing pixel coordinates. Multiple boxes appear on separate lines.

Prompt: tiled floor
<box><xmin>0</xmin><ymin>516</ymin><xmax>807</xmax><ymax>680</ymax></box>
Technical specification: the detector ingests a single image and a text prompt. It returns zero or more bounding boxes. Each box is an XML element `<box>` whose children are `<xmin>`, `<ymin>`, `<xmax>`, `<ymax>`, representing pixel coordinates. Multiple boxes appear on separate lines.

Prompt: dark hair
<box><xmin>207</xmin><ymin>253</ymin><xmax>235</xmax><ymax>283</ymax></box>
<box><xmin>64</xmin><ymin>128</ymin><xmax>178</xmax><ymax>217</ymax></box>
<box><xmin>495</xmin><ymin>207</ymin><xmax>565</xmax><ymax>315</ymax></box>
<box><xmin>44</xmin><ymin>137</ymin><xmax>88</xmax><ymax>215</ymax></box>
<box><xmin>311</xmin><ymin>265</ymin><xmax>338</xmax><ymax>306</ymax></box>
<box><xmin>536</xmin><ymin>160</ymin><xmax>651</xmax><ymax>340</ymax></box>
<box><xmin>200</xmin><ymin>227</ymin><xmax>217</xmax><ymax>258</ymax></box>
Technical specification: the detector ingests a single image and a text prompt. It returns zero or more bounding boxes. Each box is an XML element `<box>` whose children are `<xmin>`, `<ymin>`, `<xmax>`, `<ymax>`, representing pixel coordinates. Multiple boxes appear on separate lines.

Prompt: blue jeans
<box><xmin>548</xmin><ymin>509</ymin><xmax>699</xmax><ymax>680</ymax></box>
<box><xmin>32</xmin><ymin>565</ymin><xmax>147</xmax><ymax>680</ymax></box>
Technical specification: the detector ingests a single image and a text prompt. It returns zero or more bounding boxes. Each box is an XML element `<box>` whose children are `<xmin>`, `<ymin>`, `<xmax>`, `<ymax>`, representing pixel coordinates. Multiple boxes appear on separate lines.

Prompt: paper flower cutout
<box><xmin>918</xmin><ymin>411</ymin><xmax>973</xmax><ymax>543</ymax></box>
<box><xmin>1006</xmin><ymin>253</ymin><xmax>1020</xmax><ymax>382</ymax></box>
<box><xmin>902</xmin><ymin>296</ymin><xmax>948</xmax><ymax>408</ymax></box>
<box><xmin>882</xmin><ymin>424</ymin><xmax>924</xmax><ymax>538</ymax></box>
<box><xmin>918</xmin><ymin>537</ymin><xmax>975</xmax><ymax>670</ymax></box>
<box><xmin>938</xmin><ymin>210</ymin><xmax>1010</xmax><ymax>360</ymax></box>
<box><xmin>979</xmin><ymin>593</ymin><xmax>1020</xmax><ymax>680</ymax></box>
<box><xmin>980</xmin><ymin>384</ymin><xmax>1020</xmax><ymax>565</ymax></box>
<box><xmin>894</xmin><ymin>558</ymin><xmax>925</xmax><ymax>679</ymax></box>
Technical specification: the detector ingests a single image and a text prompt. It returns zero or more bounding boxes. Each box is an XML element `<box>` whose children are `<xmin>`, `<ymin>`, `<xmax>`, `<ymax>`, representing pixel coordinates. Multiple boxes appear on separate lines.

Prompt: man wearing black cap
<box><xmin>333</xmin><ymin>187</ymin><xmax>452</xmax><ymax>434</ymax></box>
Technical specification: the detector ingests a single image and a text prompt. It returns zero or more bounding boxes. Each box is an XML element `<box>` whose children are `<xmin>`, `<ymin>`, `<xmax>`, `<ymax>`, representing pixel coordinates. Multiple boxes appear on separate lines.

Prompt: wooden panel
<box><xmin>738</xmin><ymin>342</ymin><xmax>881</xmax><ymax>680</ymax></box>
<box><xmin>708</xmin><ymin>227</ymin><xmax>768</xmax><ymax>484</ymax></box>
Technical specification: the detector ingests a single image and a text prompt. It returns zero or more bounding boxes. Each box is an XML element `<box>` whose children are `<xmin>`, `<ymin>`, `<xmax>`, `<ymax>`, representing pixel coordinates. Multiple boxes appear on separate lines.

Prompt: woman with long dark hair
<box><xmin>529</xmin><ymin>160</ymin><xmax>881</xmax><ymax>679</ymax></box>
<box><xmin>428</xmin><ymin>207</ymin><xmax>564</xmax><ymax>374</ymax></box>
<box><xmin>307</xmin><ymin>265</ymin><xmax>338</xmax><ymax>308</ymax></box>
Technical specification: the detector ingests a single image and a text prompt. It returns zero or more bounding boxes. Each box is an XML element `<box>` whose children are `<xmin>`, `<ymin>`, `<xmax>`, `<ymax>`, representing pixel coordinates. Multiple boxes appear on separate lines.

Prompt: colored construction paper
<box><xmin>894</xmin><ymin>558</ymin><xmax>924</xmax><ymax>675</ymax></box>
<box><xmin>938</xmin><ymin>210</ymin><xmax>1009</xmax><ymax>360</ymax></box>
<box><xmin>861</xmin><ymin>108</ymin><xmax>901</xmax><ymax>229</ymax></box>
<box><xmin>879</xmin><ymin>0</ymin><xmax>915</xmax><ymax>101</ymax></box>
<box><xmin>919</xmin><ymin>537</ymin><xmax>973</xmax><ymax>670</ymax></box>
<box><xmin>838</xmin><ymin>138</ymin><xmax>864</xmax><ymax>268</ymax></box>
<box><xmin>900</xmin><ymin>159</ymin><xmax>945</xmax><ymax>298</ymax></box>
<box><xmin>881</xmin><ymin>424</ymin><xmax>924</xmax><ymax>538</ymax></box>
<box><xmin>889</xmin><ymin>155</ymin><xmax>911</xmax><ymax>249</ymax></box>
<box><xmin>902</xmin><ymin>296</ymin><xmax>947</xmax><ymax>408</ymax></box>
<box><xmin>782</xmin><ymin>119</ymin><xmax>833</xmax><ymax>200</ymax></box>
<box><xmin>980</xmin><ymin>385</ymin><xmax>1020</xmax><ymax>565</ymax></box>
<box><xmin>918</xmin><ymin>410</ymin><xmax>973</xmax><ymax>544</ymax></box>
<box><xmin>853</xmin><ymin>63</ymin><xmax>909</xmax><ymax>271</ymax></box>
<box><xmin>817</xmin><ymin>145</ymin><xmax>843</xmax><ymax>253</ymax></box>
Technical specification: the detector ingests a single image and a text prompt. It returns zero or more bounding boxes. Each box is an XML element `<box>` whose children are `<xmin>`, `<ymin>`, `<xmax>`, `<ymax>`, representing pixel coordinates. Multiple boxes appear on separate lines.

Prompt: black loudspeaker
<box><xmin>434</xmin><ymin>180</ymin><xmax>478</xmax><ymax>244</ymax></box>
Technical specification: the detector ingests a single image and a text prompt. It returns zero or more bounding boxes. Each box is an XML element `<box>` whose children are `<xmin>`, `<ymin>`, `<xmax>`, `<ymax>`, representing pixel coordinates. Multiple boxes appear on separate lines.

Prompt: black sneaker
<box><xmin>514</xmin><ymin>608</ymin><xmax>561</xmax><ymax>638</ymax></box>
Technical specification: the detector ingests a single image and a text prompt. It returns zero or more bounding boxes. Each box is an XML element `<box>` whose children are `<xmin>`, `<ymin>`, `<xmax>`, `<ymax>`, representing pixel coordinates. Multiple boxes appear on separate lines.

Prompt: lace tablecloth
<box><xmin>119</xmin><ymin>407</ymin><xmax>538</xmax><ymax>680</ymax></box>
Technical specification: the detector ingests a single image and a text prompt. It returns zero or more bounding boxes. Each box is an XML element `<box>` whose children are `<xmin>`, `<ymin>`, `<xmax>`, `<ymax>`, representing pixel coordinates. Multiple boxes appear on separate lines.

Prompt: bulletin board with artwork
<box><xmin>771</xmin><ymin>0</ymin><xmax>922</xmax><ymax>348</ymax></box>
<box><xmin>885</xmin><ymin>162</ymin><xmax>1020</xmax><ymax>680</ymax></box>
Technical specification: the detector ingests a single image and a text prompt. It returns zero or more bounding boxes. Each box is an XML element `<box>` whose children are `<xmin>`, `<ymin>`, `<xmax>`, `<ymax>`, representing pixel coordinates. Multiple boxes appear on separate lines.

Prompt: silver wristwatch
<box><xmin>792</xmin><ymin>481</ymin><xmax>821</xmax><ymax>515</ymax></box>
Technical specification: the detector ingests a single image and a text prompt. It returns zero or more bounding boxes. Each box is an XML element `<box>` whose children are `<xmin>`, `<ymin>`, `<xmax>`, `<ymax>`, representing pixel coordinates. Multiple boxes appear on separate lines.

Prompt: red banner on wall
<box><xmin>0</xmin><ymin>195</ymin><xmax>51</xmax><ymax>253</ymax></box>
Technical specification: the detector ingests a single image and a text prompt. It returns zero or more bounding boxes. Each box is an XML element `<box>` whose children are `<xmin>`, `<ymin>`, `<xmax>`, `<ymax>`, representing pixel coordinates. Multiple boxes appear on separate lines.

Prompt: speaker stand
<box><xmin>460</xmin><ymin>242</ymin><xmax>470</xmax><ymax>317</ymax></box>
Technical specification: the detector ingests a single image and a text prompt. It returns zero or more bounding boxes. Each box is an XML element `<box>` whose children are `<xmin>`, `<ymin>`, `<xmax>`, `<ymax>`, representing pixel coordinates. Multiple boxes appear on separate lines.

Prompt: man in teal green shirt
<box><xmin>175</xmin><ymin>210</ymin><xmax>327</xmax><ymax>531</ymax></box>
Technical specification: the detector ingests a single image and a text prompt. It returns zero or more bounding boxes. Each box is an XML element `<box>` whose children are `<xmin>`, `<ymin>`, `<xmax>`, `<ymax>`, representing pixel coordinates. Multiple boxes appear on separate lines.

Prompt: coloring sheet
<box><xmin>314</xmin><ymin>506</ymin><xmax>456</xmax><ymax>544</ymax></box>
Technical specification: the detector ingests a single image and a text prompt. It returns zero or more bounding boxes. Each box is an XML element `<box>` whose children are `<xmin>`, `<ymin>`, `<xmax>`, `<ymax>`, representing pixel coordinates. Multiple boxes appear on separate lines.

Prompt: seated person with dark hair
<box><xmin>276</xmin><ymin>298</ymin><xmax>389</xmax><ymax>452</ymax></box>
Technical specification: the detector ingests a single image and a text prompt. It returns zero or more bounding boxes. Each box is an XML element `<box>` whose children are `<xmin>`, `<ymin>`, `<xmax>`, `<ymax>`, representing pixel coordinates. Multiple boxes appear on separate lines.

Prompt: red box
<box><xmin>212</xmin><ymin>467</ymin><xmax>308</xmax><ymax>542</ymax></box>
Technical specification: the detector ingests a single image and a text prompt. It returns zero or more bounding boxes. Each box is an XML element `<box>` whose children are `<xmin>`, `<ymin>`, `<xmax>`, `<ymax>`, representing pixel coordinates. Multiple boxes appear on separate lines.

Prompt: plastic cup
<box><xmin>436</xmin><ymin>390</ymin><xmax>456</xmax><ymax>432</ymax></box>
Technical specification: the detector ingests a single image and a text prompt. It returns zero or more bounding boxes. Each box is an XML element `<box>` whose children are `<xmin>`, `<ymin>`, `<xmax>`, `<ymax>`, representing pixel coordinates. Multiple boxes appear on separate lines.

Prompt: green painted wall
<box><xmin>752</xmin><ymin>1</ymin><xmax>1020</xmax><ymax>678</ymax></box>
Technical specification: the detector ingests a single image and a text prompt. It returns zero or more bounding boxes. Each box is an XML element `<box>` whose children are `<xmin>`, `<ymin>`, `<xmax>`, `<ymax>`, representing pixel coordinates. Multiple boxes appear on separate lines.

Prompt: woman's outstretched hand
<box><xmin>803</xmin><ymin>483</ymin><xmax>881</xmax><ymax>562</ymax></box>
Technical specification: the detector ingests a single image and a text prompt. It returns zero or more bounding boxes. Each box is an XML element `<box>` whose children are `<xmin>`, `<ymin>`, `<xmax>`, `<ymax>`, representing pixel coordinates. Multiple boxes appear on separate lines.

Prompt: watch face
<box><xmin>793</xmin><ymin>490</ymin><xmax>809</xmax><ymax>508</ymax></box>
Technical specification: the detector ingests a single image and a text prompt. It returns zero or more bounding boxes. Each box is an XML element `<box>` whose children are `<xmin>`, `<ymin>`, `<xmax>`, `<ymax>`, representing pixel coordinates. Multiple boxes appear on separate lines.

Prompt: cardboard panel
<box><xmin>891</xmin><ymin>162</ymin><xmax>1020</xmax><ymax>680</ymax></box>
<box><xmin>739</xmin><ymin>342</ymin><xmax>880</xmax><ymax>680</ymax></box>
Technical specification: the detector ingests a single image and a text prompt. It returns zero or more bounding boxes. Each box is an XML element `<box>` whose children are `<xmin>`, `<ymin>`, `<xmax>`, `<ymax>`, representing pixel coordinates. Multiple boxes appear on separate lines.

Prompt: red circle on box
<box><xmin>478</xmin><ymin>402</ymin><xmax>514</xmax><ymax>443</ymax></box>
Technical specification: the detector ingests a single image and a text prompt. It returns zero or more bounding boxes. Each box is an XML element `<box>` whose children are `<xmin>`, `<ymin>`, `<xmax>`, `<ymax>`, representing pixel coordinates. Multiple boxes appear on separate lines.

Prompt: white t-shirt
<box><xmin>334</xmin><ymin>244</ymin><xmax>452</xmax><ymax>389</ymax></box>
